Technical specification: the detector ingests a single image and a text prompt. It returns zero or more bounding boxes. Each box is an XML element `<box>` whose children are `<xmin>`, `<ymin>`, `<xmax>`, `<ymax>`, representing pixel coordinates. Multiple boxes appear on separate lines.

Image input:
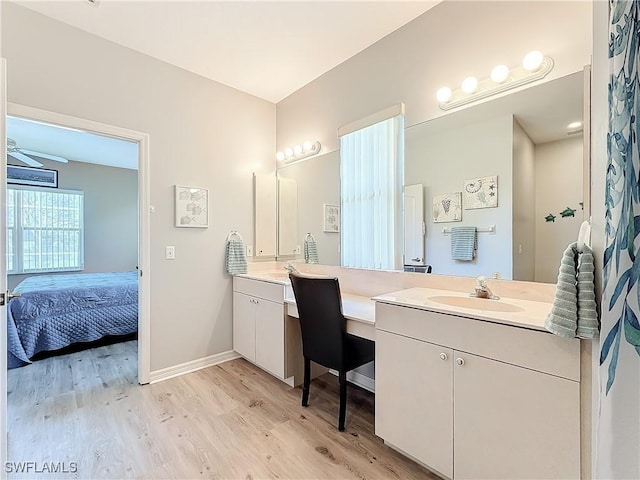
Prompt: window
<box><xmin>339</xmin><ymin>107</ymin><xmax>404</xmax><ymax>270</ymax></box>
<box><xmin>7</xmin><ymin>186</ymin><xmax>84</xmax><ymax>274</ymax></box>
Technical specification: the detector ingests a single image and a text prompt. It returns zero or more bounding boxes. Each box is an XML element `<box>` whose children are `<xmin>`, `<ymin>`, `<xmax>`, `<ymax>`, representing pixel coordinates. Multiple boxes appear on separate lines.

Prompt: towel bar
<box><xmin>442</xmin><ymin>225</ymin><xmax>495</xmax><ymax>235</ymax></box>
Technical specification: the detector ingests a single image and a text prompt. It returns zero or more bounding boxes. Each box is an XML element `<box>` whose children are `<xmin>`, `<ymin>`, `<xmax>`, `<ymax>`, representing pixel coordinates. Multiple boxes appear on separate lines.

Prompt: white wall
<box><xmin>534</xmin><ymin>136</ymin><xmax>583</xmax><ymax>284</ymax></box>
<box><xmin>405</xmin><ymin>114</ymin><xmax>514</xmax><ymax>278</ymax></box>
<box><xmin>1</xmin><ymin>3</ymin><xmax>276</xmax><ymax>372</ymax></box>
<box><xmin>7</xmin><ymin>159</ymin><xmax>138</xmax><ymax>290</ymax></box>
<box><xmin>277</xmin><ymin>151</ymin><xmax>341</xmax><ymax>266</ymax></box>
<box><xmin>512</xmin><ymin>119</ymin><xmax>536</xmax><ymax>281</ymax></box>
<box><xmin>276</xmin><ymin>1</ymin><xmax>592</xmax><ymax>153</ymax></box>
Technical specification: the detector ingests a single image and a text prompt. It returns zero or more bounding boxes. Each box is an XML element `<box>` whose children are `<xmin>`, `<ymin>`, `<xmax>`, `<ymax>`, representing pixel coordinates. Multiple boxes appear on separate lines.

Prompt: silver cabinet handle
<box><xmin>456</xmin><ymin>358</ymin><xmax>465</xmax><ymax>366</ymax></box>
<box><xmin>412</xmin><ymin>257</ymin><xmax>422</xmax><ymax>262</ymax></box>
<box><xmin>440</xmin><ymin>352</ymin><xmax>448</xmax><ymax>361</ymax></box>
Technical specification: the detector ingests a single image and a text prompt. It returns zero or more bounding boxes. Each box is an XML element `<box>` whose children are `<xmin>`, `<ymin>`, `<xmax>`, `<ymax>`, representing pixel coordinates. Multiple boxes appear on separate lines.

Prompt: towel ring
<box><xmin>305</xmin><ymin>233</ymin><xmax>316</xmax><ymax>242</ymax></box>
<box><xmin>226</xmin><ymin>231</ymin><xmax>244</xmax><ymax>242</ymax></box>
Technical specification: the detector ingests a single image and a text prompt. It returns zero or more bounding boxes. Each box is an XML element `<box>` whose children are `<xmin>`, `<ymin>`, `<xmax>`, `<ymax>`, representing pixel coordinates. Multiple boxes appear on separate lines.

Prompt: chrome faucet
<box><xmin>473</xmin><ymin>275</ymin><xmax>499</xmax><ymax>300</ymax></box>
<box><xmin>283</xmin><ymin>262</ymin><xmax>299</xmax><ymax>274</ymax></box>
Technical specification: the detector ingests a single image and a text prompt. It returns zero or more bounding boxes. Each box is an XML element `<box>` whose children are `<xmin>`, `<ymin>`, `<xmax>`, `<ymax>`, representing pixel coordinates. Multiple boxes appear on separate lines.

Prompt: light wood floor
<box><xmin>7</xmin><ymin>341</ymin><xmax>438</xmax><ymax>479</ymax></box>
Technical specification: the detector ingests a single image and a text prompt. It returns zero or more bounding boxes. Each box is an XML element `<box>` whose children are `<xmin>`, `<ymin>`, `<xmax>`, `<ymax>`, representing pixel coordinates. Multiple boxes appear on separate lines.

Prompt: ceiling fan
<box><xmin>7</xmin><ymin>137</ymin><xmax>69</xmax><ymax>168</ymax></box>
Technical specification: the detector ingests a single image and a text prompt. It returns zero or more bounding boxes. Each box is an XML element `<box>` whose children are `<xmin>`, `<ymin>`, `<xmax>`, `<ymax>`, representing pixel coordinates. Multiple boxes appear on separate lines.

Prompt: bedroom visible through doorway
<box><xmin>5</xmin><ymin>113</ymin><xmax>142</xmax><ymax>441</ymax></box>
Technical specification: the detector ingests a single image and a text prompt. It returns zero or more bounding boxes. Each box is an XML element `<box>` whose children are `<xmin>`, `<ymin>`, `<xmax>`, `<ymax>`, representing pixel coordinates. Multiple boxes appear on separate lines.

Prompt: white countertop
<box><xmin>372</xmin><ymin>287</ymin><xmax>552</xmax><ymax>331</ymax></box>
<box><xmin>236</xmin><ymin>272</ymin><xmax>553</xmax><ymax>333</ymax></box>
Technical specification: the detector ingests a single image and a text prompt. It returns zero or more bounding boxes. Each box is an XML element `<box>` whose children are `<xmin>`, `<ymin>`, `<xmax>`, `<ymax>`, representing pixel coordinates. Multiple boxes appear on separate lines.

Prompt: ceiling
<box><xmin>7</xmin><ymin>116</ymin><xmax>139</xmax><ymax>170</ymax></box>
<box><xmin>16</xmin><ymin>0</ymin><xmax>441</xmax><ymax>103</ymax></box>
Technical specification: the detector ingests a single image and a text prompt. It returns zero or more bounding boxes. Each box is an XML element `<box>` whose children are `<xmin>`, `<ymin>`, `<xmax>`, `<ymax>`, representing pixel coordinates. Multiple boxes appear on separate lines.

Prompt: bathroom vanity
<box><xmin>373</xmin><ymin>289</ymin><xmax>580</xmax><ymax>480</ymax></box>
<box><xmin>233</xmin><ymin>266</ymin><xmax>584</xmax><ymax>480</ymax></box>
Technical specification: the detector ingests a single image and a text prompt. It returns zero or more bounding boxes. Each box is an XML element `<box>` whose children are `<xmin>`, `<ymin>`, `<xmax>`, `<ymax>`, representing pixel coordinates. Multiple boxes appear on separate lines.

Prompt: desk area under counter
<box><xmin>233</xmin><ymin>265</ymin><xmax>588</xmax><ymax>480</ymax></box>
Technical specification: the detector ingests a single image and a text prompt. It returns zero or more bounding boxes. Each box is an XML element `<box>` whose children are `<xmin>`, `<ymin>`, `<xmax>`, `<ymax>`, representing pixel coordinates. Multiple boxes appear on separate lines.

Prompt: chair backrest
<box><xmin>289</xmin><ymin>273</ymin><xmax>345</xmax><ymax>370</ymax></box>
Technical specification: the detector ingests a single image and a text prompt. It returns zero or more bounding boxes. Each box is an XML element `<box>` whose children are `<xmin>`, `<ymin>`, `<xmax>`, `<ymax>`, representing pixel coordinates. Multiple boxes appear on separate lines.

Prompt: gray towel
<box><xmin>576</xmin><ymin>245</ymin><xmax>599</xmax><ymax>339</ymax></box>
<box><xmin>545</xmin><ymin>242</ymin><xmax>599</xmax><ymax>338</ymax></box>
<box><xmin>304</xmin><ymin>238</ymin><xmax>319</xmax><ymax>264</ymax></box>
<box><xmin>225</xmin><ymin>239</ymin><xmax>247</xmax><ymax>275</ymax></box>
<box><xmin>545</xmin><ymin>243</ymin><xmax>578</xmax><ymax>337</ymax></box>
<box><xmin>451</xmin><ymin>226</ymin><xmax>477</xmax><ymax>261</ymax></box>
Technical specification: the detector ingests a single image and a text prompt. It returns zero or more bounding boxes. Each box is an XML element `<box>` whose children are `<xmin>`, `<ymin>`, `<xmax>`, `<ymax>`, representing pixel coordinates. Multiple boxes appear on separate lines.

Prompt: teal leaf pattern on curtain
<box><xmin>602</xmin><ymin>0</ymin><xmax>640</xmax><ymax>393</ymax></box>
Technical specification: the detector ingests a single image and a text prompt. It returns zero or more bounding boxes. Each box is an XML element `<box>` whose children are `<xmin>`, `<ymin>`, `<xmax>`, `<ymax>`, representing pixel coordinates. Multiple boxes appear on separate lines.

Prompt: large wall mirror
<box><xmin>276</xmin><ymin>69</ymin><xmax>588</xmax><ymax>283</ymax></box>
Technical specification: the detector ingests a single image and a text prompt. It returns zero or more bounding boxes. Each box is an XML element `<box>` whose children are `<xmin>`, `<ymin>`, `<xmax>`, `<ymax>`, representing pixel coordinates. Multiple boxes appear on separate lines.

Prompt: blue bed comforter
<box><xmin>8</xmin><ymin>271</ymin><xmax>138</xmax><ymax>368</ymax></box>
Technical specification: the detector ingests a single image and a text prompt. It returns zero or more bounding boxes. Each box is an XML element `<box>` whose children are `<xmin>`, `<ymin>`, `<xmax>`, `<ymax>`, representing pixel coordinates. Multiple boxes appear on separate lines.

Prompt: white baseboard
<box><xmin>329</xmin><ymin>369</ymin><xmax>376</xmax><ymax>393</ymax></box>
<box><xmin>149</xmin><ymin>350</ymin><xmax>241</xmax><ymax>384</ymax></box>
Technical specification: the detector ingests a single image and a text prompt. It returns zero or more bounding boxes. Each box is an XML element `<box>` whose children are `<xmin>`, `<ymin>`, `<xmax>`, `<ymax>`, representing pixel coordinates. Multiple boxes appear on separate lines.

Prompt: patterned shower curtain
<box><xmin>599</xmin><ymin>0</ymin><xmax>640</xmax><ymax>477</ymax></box>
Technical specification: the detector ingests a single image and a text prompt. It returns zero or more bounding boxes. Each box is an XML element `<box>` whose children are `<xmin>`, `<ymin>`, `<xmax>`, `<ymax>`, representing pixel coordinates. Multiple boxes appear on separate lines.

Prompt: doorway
<box><xmin>2</xmin><ymin>103</ymin><xmax>151</xmax><ymax>469</ymax></box>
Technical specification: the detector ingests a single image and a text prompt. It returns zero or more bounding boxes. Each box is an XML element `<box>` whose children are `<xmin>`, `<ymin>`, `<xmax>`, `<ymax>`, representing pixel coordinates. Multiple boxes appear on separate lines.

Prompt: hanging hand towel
<box><xmin>576</xmin><ymin>244</ymin><xmax>599</xmax><ymax>339</ymax></box>
<box><xmin>304</xmin><ymin>235</ymin><xmax>319</xmax><ymax>264</ymax></box>
<box><xmin>225</xmin><ymin>233</ymin><xmax>247</xmax><ymax>275</ymax></box>
<box><xmin>451</xmin><ymin>226</ymin><xmax>477</xmax><ymax>261</ymax></box>
<box><xmin>545</xmin><ymin>243</ymin><xmax>579</xmax><ymax>338</ymax></box>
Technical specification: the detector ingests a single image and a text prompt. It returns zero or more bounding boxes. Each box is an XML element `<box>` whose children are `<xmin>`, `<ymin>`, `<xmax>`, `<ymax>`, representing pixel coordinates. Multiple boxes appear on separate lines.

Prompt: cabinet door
<box><xmin>376</xmin><ymin>330</ymin><xmax>454</xmax><ymax>479</ymax></box>
<box><xmin>233</xmin><ymin>292</ymin><xmax>256</xmax><ymax>362</ymax></box>
<box><xmin>454</xmin><ymin>352</ymin><xmax>580</xmax><ymax>480</ymax></box>
<box><xmin>255</xmin><ymin>298</ymin><xmax>285</xmax><ymax>378</ymax></box>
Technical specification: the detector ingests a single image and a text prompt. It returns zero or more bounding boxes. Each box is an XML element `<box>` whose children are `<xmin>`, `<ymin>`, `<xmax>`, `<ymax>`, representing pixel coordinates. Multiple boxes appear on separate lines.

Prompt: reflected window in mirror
<box><xmin>339</xmin><ymin>113</ymin><xmax>404</xmax><ymax>270</ymax></box>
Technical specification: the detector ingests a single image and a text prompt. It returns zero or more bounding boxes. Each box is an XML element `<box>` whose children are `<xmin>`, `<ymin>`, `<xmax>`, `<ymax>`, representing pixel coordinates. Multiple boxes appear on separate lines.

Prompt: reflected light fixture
<box><xmin>567</xmin><ymin>121</ymin><xmax>583</xmax><ymax>129</ymax></box>
<box><xmin>276</xmin><ymin>140</ymin><xmax>321</xmax><ymax>164</ymax></box>
<box><xmin>437</xmin><ymin>51</ymin><xmax>554</xmax><ymax>111</ymax></box>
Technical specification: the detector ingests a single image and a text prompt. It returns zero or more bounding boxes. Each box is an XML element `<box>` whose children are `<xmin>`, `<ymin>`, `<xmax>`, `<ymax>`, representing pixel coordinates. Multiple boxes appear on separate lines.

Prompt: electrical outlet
<box><xmin>246</xmin><ymin>245</ymin><xmax>254</xmax><ymax>257</ymax></box>
<box><xmin>295</xmin><ymin>245</ymin><xmax>301</xmax><ymax>255</ymax></box>
<box><xmin>165</xmin><ymin>246</ymin><xmax>176</xmax><ymax>260</ymax></box>
<box><xmin>492</xmin><ymin>272</ymin><xmax>501</xmax><ymax>279</ymax></box>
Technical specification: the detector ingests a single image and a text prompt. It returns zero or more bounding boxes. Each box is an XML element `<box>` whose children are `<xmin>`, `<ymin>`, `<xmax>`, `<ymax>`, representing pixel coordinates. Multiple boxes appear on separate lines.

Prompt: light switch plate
<box><xmin>295</xmin><ymin>245</ymin><xmax>301</xmax><ymax>255</ymax></box>
<box><xmin>165</xmin><ymin>246</ymin><xmax>176</xmax><ymax>260</ymax></box>
<box><xmin>246</xmin><ymin>245</ymin><xmax>254</xmax><ymax>257</ymax></box>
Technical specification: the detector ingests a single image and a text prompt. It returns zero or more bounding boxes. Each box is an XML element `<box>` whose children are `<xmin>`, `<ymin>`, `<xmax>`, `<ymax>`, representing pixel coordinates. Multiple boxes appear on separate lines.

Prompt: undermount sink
<box><xmin>428</xmin><ymin>295</ymin><xmax>525</xmax><ymax>313</ymax></box>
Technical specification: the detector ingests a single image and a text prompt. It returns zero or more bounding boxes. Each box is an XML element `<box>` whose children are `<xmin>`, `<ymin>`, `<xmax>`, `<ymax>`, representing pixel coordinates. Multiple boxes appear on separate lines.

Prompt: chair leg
<box><xmin>338</xmin><ymin>371</ymin><xmax>347</xmax><ymax>431</ymax></box>
<box><xmin>302</xmin><ymin>357</ymin><xmax>311</xmax><ymax>407</ymax></box>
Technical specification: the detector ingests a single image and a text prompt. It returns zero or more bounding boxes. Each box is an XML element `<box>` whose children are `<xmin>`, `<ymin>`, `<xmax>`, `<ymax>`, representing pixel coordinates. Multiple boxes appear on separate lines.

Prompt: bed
<box><xmin>7</xmin><ymin>271</ymin><xmax>138</xmax><ymax>368</ymax></box>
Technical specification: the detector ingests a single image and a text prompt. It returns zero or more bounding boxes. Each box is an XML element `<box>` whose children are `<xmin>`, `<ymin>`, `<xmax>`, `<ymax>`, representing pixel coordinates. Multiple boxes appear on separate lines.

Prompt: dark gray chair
<box><xmin>289</xmin><ymin>273</ymin><xmax>375</xmax><ymax>431</ymax></box>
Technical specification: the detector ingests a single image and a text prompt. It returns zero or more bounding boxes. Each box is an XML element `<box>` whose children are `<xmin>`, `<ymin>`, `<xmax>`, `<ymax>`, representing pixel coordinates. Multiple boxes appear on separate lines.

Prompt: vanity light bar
<box><xmin>437</xmin><ymin>52</ymin><xmax>554</xmax><ymax>111</ymax></box>
<box><xmin>276</xmin><ymin>141</ymin><xmax>321</xmax><ymax>164</ymax></box>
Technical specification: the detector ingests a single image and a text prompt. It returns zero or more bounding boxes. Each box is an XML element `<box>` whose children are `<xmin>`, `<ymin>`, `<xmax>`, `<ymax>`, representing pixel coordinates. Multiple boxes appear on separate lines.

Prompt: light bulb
<box><xmin>567</xmin><ymin>121</ymin><xmax>582</xmax><ymax>129</ymax></box>
<box><xmin>285</xmin><ymin>147</ymin><xmax>293</xmax><ymax>158</ymax></box>
<box><xmin>522</xmin><ymin>51</ymin><xmax>544</xmax><ymax>72</ymax></box>
<box><xmin>436</xmin><ymin>87</ymin><xmax>453</xmax><ymax>103</ymax></box>
<box><xmin>461</xmin><ymin>76</ymin><xmax>478</xmax><ymax>94</ymax></box>
<box><xmin>303</xmin><ymin>141</ymin><xmax>313</xmax><ymax>151</ymax></box>
<box><xmin>276</xmin><ymin>151</ymin><xmax>285</xmax><ymax>161</ymax></box>
<box><xmin>491</xmin><ymin>65</ymin><xmax>509</xmax><ymax>83</ymax></box>
<box><xmin>293</xmin><ymin>145</ymin><xmax>302</xmax><ymax>155</ymax></box>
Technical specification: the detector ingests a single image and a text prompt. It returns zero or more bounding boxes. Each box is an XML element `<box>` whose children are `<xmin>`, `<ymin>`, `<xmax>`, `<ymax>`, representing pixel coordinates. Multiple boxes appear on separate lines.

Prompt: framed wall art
<box><xmin>433</xmin><ymin>192</ymin><xmax>462</xmax><ymax>223</ymax></box>
<box><xmin>463</xmin><ymin>175</ymin><xmax>498</xmax><ymax>209</ymax></box>
<box><xmin>175</xmin><ymin>185</ymin><xmax>209</xmax><ymax>228</ymax></box>
<box><xmin>7</xmin><ymin>165</ymin><xmax>58</xmax><ymax>188</ymax></box>
<box><xmin>323</xmin><ymin>203</ymin><xmax>340</xmax><ymax>232</ymax></box>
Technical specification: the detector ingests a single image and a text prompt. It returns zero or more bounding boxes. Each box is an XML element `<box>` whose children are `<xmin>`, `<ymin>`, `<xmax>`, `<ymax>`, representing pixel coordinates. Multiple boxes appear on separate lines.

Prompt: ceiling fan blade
<box><xmin>19</xmin><ymin>149</ymin><xmax>68</xmax><ymax>163</ymax></box>
<box><xmin>8</xmin><ymin>151</ymin><xmax>44</xmax><ymax>168</ymax></box>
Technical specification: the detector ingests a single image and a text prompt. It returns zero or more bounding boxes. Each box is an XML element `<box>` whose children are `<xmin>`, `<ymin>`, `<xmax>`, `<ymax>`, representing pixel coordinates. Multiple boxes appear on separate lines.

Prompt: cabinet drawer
<box><xmin>234</xmin><ymin>276</ymin><xmax>285</xmax><ymax>302</ymax></box>
<box><xmin>376</xmin><ymin>302</ymin><xmax>580</xmax><ymax>381</ymax></box>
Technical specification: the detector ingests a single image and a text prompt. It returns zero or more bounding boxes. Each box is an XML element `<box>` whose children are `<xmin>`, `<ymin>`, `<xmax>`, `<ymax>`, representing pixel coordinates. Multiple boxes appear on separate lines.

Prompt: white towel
<box><xmin>225</xmin><ymin>238</ymin><xmax>247</xmax><ymax>275</ymax></box>
<box><xmin>304</xmin><ymin>237</ymin><xmax>319</xmax><ymax>264</ymax></box>
<box><xmin>451</xmin><ymin>226</ymin><xmax>477</xmax><ymax>261</ymax></box>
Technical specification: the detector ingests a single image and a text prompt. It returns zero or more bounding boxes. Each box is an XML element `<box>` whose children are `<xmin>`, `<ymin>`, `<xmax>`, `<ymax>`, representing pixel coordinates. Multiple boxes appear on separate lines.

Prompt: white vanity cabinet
<box><xmin>233</xmin><ymin>276</ymin><xmax>302</xmax><ymax>385</ymax></box>
<box><xmin>375</xmin><ymin>302</ymin><xmax>581</xmax><ymax>480</ymax></box>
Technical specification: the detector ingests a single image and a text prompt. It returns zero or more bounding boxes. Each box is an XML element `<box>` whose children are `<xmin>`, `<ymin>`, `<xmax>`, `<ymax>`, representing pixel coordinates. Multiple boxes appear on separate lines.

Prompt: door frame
<box><xmin>5</xmin><ymin>103</ymin><xmax>151</xmax><ymax>384</ymax></box>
